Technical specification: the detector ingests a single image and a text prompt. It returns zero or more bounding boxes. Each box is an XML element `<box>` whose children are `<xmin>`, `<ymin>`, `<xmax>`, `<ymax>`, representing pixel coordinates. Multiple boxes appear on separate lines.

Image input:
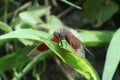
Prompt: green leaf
<box><xmin>102</xmin><ymin>28</ymin><xmax>120</xmax><ymax>80</ymax></box>
<box><xmin>13</xmin><ymin>39</ymin><xmax>100</xmax><ymax>80</ymax></box>
<box><xmin>19</xmin><ymin>6</ymin><xmax>50</xmax><ymax>25</ymax></box>
<box><xmin>40</xmin><ymin>38</ymin><xmax>100</xmax><ymax>80</ymax></box>
<box><xmin>40</xmin><ymin>15</ymin><xmax>64</xmax><ymax>30</ymax></box>
<box><xmin>0</xmin><ymin>71</ymin><xmax>8</xmax><ymax>80</ymax></box>
<box><xmin>0</xmin><ymin>29</ymin><xmax>50</xmax><ymax>46</ymax></box>
<box><xmin>0</xmin><ymin>29</ymin><xmax>113</xmax><ymax>47</ymax></box>
<box><xmin>0</xmin><ymin>46</ymin><xmax>32</xmax><ymax>71</ymax></box>
<box><xmin>95</xmin><ymin>2</ymin><xmax>119</xmax><ymax>27</ymax></box>
<box><xmin>27</xmin><ymin>6</ymin><xmax>50</xmax><ymax>17</ymax></box>
<box><xmin>12</xmin><ymin>50</ymin><xmax>53</xmax><ymax>80</ymax></box>
<box><xmin>0</xmin><ymin>29</ymin><xmax>50</xmax><ymax>41</ymax></box>
<box><xmin>19</xmin><ymin>39</ymin><xmax>35</xmax><ymax>46</ymax></box>
<box><xmin>15</xmin><ymin>22</ymin><xmax>32</xmax><ymax>30</ymax></box>
<box><xmin>0</xmin><ymin>29</ymin><xmax>99</xmax><ymax>80</ymax></box>
<box><xmin>61</xmin><ymin>0</ymin><xmax>82</xmax><ymax>10</ymax></box>
<box><xmin>82</xmin><ymin>0</ymin><xmax>118</xmax><ymax>27</ymax></box>
<box><xmin>82</xmin><ymin>0</ymin><xmax>103</xmax><ymax>23</ymax></box>
<box><xmin>0</xmin><ymin>21</ymin><xmax>12</xmax><ymax>32</ymax></box>
<box><xmin>19</xmin><ymin>12</ymin><xmax>42</xmax><ymax>26</ymax></box>
<box><xmin>78</xmin><ymin>30</ymin><xmax>114</xmax><ymax>46</ymax></box>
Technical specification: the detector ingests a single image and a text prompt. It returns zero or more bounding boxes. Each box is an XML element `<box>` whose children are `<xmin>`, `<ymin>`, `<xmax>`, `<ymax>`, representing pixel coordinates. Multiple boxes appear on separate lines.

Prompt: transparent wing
<box><xmin>27</xmin><ymin>36</ymin><xmax>59</xmax><ymax>59</ymax></box>
<box><xmin>66</xmin><ymin>34</ymin><xmax>94</xmax><ymax>57</ymax></box>
<box><xmin>27</xmin><ymin>43</ymin><xmax>47</xmax><ymax>59</ymax></box>
<box><xmin>73</xmin><ymin>45</ymin><xmax>85</xmax><ymax>58</ymax></box>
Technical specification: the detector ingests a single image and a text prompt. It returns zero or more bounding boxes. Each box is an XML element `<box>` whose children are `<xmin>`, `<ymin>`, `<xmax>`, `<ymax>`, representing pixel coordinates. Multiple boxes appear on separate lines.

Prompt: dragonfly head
<box><xmin>53</xmin><ymin>28</ymin><xmax>66</xmax><ymax>39</ymax></box>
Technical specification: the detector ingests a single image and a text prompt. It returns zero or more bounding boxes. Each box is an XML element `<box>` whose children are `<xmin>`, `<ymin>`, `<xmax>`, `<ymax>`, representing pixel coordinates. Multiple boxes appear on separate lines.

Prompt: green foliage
<box><xmin>0</xmin><ymin>21</ymin><xmax>12</xmax><ymax>32</ymax></box>
<box><xmin>0</xmin><ymin>29</ymin><xmax>100</xmax><ymax>80</ymax></box>
<box><xmin>19</xmin><ymin>6</ymin><xmax>50</xmax><ymax>25</ymax></box>
<box><xmin>0</xmin><ymin>71</ymin><xmax>8</xmax><ymax>80</ymax></box>
<box><xmin>0</xmin><ymin>0</ymin><xmax>119</xmax><ymax>80</ymax></box>
<box><xmin>0</xmin><ymin>29</ymin><xmax>49</xmax><ymax>40</ymax></box>
<box><xmin>0</xmin><ymin>21</ymin><xmax>113</xmax><ymax>80</ymax></box>
<box><xmin>95</xmin><ymin>2</ymin><xmax>118</xmax><ymax>27</ymax></box>
<box><xmin>0</xmin><ymin>46</ymin><xmax>32</xmax><ymax>71</ymax></box>
<box><xmin>78</xmin><ymin>30</ymin><xmax>113</xmax><ymax>46</ymax></box>
<box><xmin>102</xmin><ymin>28</ymin><xmax>120</xmax><ymax>80</ymax></box>
<box><xmin>82</xmin><ymin>0</ymin><xmax>118</xmax><ymax>27</ymax></box>
<box><xmin>37</xmin><ymin>15</ymin><xmax>64</xmax><ymax>30</ymax></box>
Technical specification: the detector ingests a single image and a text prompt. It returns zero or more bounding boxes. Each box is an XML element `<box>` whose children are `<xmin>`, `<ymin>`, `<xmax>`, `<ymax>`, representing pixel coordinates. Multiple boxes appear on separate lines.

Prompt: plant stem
<box><xmin>12</xmin><ymin>51</ymin><xmax>52</xmax><ymax>80</ymax></box>
<box><xmin>4</xmin><ymin>1</ymin><xmax>8</xmax><ymax>23</ymax></box>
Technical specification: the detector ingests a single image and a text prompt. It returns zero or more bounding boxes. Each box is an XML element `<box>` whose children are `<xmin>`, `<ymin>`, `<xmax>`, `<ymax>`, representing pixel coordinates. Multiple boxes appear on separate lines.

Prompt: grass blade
<box><xmin>102</xmin><ymin>28</ymin><xmax>120</xmax><ymax>80</ymax></box>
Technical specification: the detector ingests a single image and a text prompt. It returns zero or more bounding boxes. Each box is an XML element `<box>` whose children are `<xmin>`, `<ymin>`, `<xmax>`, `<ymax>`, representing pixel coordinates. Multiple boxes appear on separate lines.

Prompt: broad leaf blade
<box><xmin>40</xmin><ymin>38</ymin><xmax>100</xmax><ymax>80</ymax></box>
<box><xmin>82</xmin><ymin>0</ymin><xmax>102</xmax><ymax>23</ymax></box>
<box><xmin>0</xmin><ymin>29</ymin><xmax>49</xmax><ymax>41</ymax></box>
<box><xmin>82</xmin><ymin>0</ymin><xmax>118</xmax><ymax>27</ymax></box>
<box><xmin>78</xmin><ymin>30</ymin><xmax>114</xmax><ymax>46</ymax></box>
<box><xmin>40</xmin><ymin>15</ymin><xmax>64</xmax><ymax>30</ymax></box>
<box><xmin>102</xmin><ymin>28</ymin><xmax>120</xmax><ymax>80</ymax></box>
<box><xmin>95</xmin><ymin>2</ymin><xmax>119</xmax><ymax>27</ymax></box>
<box><xmin>19</xmin><ymin>6</ymin><xmax>50</xmax><ymax>25</ymax></box>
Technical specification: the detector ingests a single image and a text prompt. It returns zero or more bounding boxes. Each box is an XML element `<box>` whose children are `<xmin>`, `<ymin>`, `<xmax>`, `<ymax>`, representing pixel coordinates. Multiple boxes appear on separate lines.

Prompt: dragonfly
<box><xmin>53</xmin><ymin>28</ymin><xmax>95</xmax><ymax>57</ymax></box>
<box><xmin>28</xmin><ymin>28</ymin><xmax>94</xmax><ymax>58</ymax></box>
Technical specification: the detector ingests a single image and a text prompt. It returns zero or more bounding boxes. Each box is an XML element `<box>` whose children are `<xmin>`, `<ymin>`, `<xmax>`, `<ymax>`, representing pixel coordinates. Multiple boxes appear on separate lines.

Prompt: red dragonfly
<box><xmin>28</xmin><ymin>28</ymin><xmax>94</xmax><ymax>58</ymax></box>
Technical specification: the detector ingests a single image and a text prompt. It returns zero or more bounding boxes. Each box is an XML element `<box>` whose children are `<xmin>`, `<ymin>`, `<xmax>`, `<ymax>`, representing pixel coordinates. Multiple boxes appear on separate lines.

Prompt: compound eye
<box><xmin>53</xmin><ymin>31</ymin><xmax>60</xmax><ymax>37</ymax></box>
